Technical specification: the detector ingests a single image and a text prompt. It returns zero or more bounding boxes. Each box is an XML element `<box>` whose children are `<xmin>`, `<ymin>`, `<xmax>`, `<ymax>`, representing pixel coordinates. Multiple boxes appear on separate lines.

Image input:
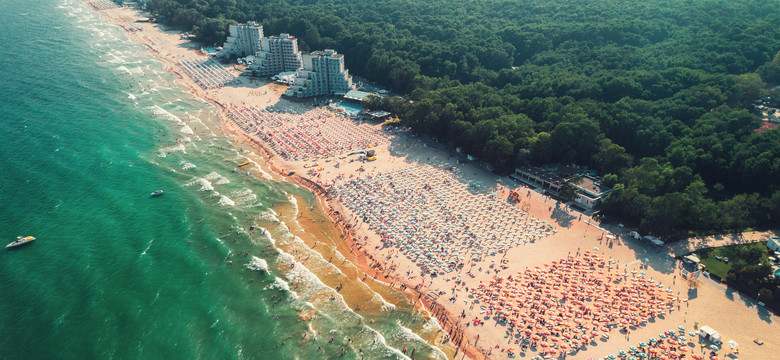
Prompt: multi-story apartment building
<box><xmin>248</xmin><ymin>33</ymin><xmax>303</xmax><ymax>77</ymax></box>
<box><xmin>284</xmin><ymin>49</ymin><xmax>355</xmax><ymax>98</ymax></box>
<box><xmin>218</xmin><ymin>22</ymin><xmax>263</xmax><ymax>59</ymax></box>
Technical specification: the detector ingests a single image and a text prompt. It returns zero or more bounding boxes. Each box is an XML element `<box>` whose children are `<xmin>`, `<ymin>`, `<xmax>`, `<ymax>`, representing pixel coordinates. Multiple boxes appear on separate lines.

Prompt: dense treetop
<box><xmin>146</xmin><ymin>0</ymin><xmax>780</xmax><ymax>238</ymax></box>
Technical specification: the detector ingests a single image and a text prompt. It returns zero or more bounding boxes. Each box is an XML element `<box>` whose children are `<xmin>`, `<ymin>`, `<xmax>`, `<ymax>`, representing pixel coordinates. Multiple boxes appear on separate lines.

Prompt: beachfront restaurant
<box><xmin>570</xmin><ymin>175</ymin><xmax>612</xmax><ymax>209</ymax></box>
<box><xmin>511</xmin><ymin>166</ymin><xmax>564</xmax><ymax>194</ymax></box>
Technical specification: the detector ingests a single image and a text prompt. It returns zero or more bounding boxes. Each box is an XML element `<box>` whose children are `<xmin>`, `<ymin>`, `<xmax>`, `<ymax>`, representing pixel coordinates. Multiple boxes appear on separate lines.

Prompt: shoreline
<box><xmin>95</xmin><ymin>4</ymin><xmax>472</xmax><ymax>358</ymax></box>
<box><xmin>93</xmin><ymin>4</ymin><xmax>779</xmax><ymax>360</ymax></box>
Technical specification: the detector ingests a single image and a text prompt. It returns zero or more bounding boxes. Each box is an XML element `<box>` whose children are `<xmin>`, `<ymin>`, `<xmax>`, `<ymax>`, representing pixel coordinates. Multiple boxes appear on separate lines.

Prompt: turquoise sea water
<box><xmin>0</xmin><ymin>1</ymin><xmax>447</xmax><ymax>359</ymax></box>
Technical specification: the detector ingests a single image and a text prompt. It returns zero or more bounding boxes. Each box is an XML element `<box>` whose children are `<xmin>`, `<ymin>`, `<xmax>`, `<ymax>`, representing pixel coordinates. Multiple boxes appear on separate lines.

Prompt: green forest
<box><xmin>144</xmin><ymin>0</ymin><xmax>780</xmax><ymax>239</ymax></box>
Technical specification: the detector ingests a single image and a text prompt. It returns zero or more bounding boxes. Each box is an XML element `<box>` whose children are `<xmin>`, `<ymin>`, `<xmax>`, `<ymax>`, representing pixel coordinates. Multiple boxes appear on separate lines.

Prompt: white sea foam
<box><xmin>180</xmin><ymin>125</ymin><xmax>194</xmax><ymax>134</ymax></box>
<box><xmin>232</xmin><ymin>189</ymin><xmax>253</xmax><ymax>197</ymax></box>
<box><xmin>185</xmin><ymin>178</ymin><xmax>214</xmax><ymax>191</ymax></box>
<box><xmin>393</xmin><ymin>321</ymin><xmax>447</xmax><ymax>360</ymax></box>
<box><xmin>256</xmin><ymin>210</ymin><xmax>279</xmax><ymax>223</ymax></box>
<box><xmin>204</xmin><ymin>171</ymin><xmax>229</xmax><ymax>185</ymax></box>
<box><xmin>365</xmin><ymin>325</ymin><xmax>411</xmax><ymax>359</ymax></box>
<box><xmin>243</xmin><ymin>157</ymin><xmax>273</xmax><ymax>180</ymax></box>
<box><xmin>373</xmin><ymin>292</ymin><xmax>396</xmax><ymax>311</ymax></box>
<box><xmin>181</xmin><ymin>161</ymin><xmax>196</xmax><ymax>170</ymax></box>
<box><xmin>148</xmin><ymin>105</ymin><xmax>183</xmax><ymax>124</ymax></box>
<box><xmin>245</xmin><ymin>256</ymin><xmax>268</xmax><ymax>272</ymax></box>
<box><xmin>421</xmin><ymin>316</ymin><xmax>444</xmax><ymax>334</ymax></box>
<box><xmin>257</xmin><ymin>227</ymin><xmax>274</xmax><ymax>245</ymax></box>
<box><xmin>158</xmin><ymin>143</ymin><xmax>185</xmax><ymax>157</ymax></box>
<box><xmin>266</xmin><ymin>277</ymin><xmax>298</xmax><ymax>299</ymax></box>
<box><xmin>218</xmin><ymin>195</ymin><xmax>235</xmax><ymax>207</ymax></box>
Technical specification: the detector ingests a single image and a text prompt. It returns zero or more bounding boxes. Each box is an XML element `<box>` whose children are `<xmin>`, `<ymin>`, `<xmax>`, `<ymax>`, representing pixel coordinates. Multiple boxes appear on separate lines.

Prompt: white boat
<box><xmin>6</xmin><ymin>236</ymin><xmax>36</xmax><ymax>248</ymax></box>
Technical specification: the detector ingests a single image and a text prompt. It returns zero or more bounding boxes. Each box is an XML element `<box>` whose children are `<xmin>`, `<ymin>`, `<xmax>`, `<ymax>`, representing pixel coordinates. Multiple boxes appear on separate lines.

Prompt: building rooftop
<box><xmin>344</xmin><ymin>90</ymin><xmax>375</xmax><ymax>102</ymax></box>
<box><xmin>310</xmin><ymin>49</ymin><xmax>342</xmax><ymax>58</ymax></box>
<box><xmin>571</xmin><ymin>176</ymin><xmax>611</xmax><ymax>198</ymax></box>
<box><xmin>515</xmin><ymin>166</ymin><xmax>564</xmax><ymax>187</ymax></box>
<box><xmin>368</xmin><ymin>110</ymin><xmax>391</xmax><ymax>118</ymax></box>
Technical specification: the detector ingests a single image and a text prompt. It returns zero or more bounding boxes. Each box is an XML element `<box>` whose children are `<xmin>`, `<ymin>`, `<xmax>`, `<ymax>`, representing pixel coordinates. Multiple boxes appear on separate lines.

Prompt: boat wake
<box><xmin>141</xmin><ymin>238</ymin><xmax>154</xmax><ymax>255</ymax></box>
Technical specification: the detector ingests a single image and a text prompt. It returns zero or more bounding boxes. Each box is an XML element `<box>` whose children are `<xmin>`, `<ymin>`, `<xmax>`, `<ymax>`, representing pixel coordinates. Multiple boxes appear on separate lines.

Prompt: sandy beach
<box><xmin>96</xmin><ymin>4</ymin><xmax>779</xmax><ymax>359</ymax></box>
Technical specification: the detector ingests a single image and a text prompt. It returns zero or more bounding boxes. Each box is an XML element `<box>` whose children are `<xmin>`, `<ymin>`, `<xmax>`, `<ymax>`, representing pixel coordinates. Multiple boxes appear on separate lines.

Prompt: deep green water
<box><xmin>0</xmin><ymin>1</ymin><xmax>447</xmax><ymax>359</ymax></box>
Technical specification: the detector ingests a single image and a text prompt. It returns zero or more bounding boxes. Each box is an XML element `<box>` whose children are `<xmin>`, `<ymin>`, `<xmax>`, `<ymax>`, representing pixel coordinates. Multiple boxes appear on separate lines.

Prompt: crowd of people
<box><xmin>178</xmin><ymin>57</ymin><xmax>237</xmax><ymax>90</ymax></box>
<box><xmin>227</xmin><ymin>106</ymin><xmax>387</xmax><ymax>161</ymax></box>
<box><xmin>330</xmin><ymin>164</ymin><xmax>556</xmax><ymax>275</ymax></box>
<box><xmin>468</xmin><ymin>251</ymin><xmax>680</xmax><ymax>358</ymax></box>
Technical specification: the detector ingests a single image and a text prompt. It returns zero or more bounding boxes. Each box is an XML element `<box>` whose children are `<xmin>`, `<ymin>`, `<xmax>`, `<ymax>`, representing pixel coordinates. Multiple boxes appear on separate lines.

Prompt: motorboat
<box><xmin>6</xmin><ymin>236</ymin><xmax>35</xmax><ymax>248</ymax></box>
<box><xmin>150</xmin><ymin>190</ymin><xmax>165</xmax><ymax>196</ymax></box>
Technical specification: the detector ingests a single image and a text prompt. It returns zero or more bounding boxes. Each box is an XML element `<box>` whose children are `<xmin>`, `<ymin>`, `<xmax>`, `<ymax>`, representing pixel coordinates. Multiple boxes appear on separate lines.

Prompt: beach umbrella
<box><xmin>688</xmin><ymin>332</ymin><xmax>696</xmax><ymax>337</ymax></box>
<box><xmin>637</xmin><ymin>353</ymin><xmax>647</xmax><ymax>359</ymax></box>
<box><xmin>678</xmin><ymin>325</ymin><xmax>685</xmax><ymax>331</ymax></box>
<box><xmin>619</xmin><ymin>350</ymin><xmax>627</xmax><ymax>356</ymax></box>
<box><xmin>608</xmin><ymin>355</ymin><xmax>616</xmax><ymax>360</ymax></box>
<box><xmin>709</xmin><ymin>344</ymin><xmax>719</xmax><ymax>351</ymax></box>
<box><xmin>639</xmin><ymin>342</ymin><xmax>647</xmax><ymax>347</ymax></box>
<box><xmin>629</xmin><ymin>346</ymin><xmax>638</xmax><ymax>352</ymax></box>
<box><xmin>649</xmin><ymin>338</ymin><xmax>657</xmax><ymax>343</ymax></box>
<box><xmin>678</xmin><ymin>336</ymin><xmax>687</xmax><ymax>342</ymax></box>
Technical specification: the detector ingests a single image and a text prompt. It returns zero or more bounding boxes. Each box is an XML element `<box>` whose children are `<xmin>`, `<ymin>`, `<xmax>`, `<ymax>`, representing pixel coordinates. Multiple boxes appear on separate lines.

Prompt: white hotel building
<box><xmin>218</xmin><ymin>21</ymin><xmax>263</xmax><ymax>59</ymax></box>
<box><xmin>284</xmin><ymin>49</ymin><xmax>355</xmax><ymax>98</ymax></box>
<box><xmin>248</xmin><ymin>33</ymin><xmax>303</xmax><ymax>77</ymax></box>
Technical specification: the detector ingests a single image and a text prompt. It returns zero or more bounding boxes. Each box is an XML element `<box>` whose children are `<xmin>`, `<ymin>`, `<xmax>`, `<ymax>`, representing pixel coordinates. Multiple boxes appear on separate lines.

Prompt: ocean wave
<box><xmin>180</xmin><ymin>161</ymin><xmax>196</xmax><ymax>170</ymax></box>
<box><xmin>158</xmin><ymin>143</ymin><xmax>186</xmax><ymax>157</ymax></box>
<box><xmin>185</xmin><ymin>178</ymin><xmax>214</xmax><ymax>191</ymax></box>
<box><xmin>265</xmin><ymin>277</ymin><xmax>298</xmax><ymax>299</ymax></box>
<box><xmin>373</xmin><ymin>293</ymin><xmax>396</xmax><ymax>312</ymax></box>
<box><xmin>147</xmin><ymin>105</ymin><xmax>183</xmax><ymax>124</ymax></box>
<box><xmin>204</xmin><ymin>171</ymin><xmax>229</xmax><ymax>186</ymax></box>
<box><xmin>392</xmin><ymin>321</ymin><xmax>447</xmax><ymax>360</ymax></box>
<box><xmin>244</xmin><ymin>256</ymin><xmax>268</xmax><ymax>272</ymax></box>
<box><xmin>217</xmin><ymin>195</ymin><xmax>235</xmax><ymax>207</ymax></box>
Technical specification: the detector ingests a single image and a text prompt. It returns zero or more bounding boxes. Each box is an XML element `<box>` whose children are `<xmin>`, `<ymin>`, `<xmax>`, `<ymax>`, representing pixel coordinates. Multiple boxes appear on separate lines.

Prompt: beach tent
<box><xmin>699</xmin><ymin>326</ymin><xmax>722</xmax><ymax>345</ymax></box>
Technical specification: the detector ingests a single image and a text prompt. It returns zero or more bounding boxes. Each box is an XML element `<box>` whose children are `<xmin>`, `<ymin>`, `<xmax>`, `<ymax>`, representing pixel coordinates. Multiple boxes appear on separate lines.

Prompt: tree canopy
<box><xmin>145</xmin><ymin>0</ymin><xmax>780</xmax><ymax>238</ymax></box>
